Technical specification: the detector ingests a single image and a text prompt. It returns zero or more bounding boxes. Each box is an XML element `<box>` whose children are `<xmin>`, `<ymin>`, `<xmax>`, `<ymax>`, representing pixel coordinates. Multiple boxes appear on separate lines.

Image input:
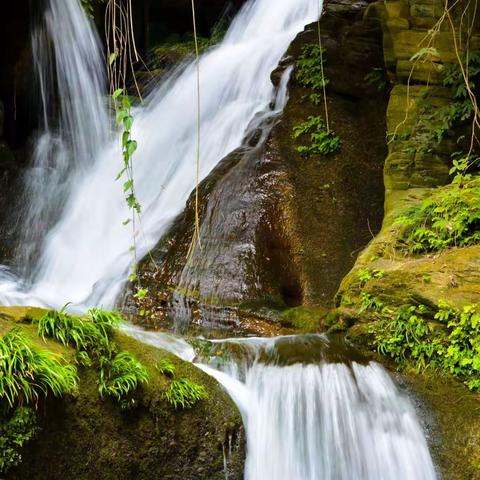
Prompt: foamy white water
<box><xmin>123</xmin><ymin>329</ymin><xmax>438</xmax><ymax>480</ymax></box>
<box><xmin>0</xmin><ymin>0</ymin><xmax>320</xmax><ymax>309</ymax></box>
<box><xmin>16</xmin><ymin>0</ymin><xmax>107</xmax><ymax>274</ymax></box>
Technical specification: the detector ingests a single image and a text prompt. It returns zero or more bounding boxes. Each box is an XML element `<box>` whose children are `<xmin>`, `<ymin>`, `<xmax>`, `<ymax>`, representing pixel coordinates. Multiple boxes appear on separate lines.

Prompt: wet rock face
<box><xmin>133</xmin><ymin>0</ymin><xmax>387</xmax><ymax>329</ymax></box>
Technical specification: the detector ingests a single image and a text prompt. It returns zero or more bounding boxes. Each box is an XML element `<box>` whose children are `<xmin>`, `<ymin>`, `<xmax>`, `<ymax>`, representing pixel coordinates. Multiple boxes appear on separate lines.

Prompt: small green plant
<box><xmin>0</xmin><ymin>407</ymin><xmax>38</xmax><ymax>474</ymax></box>
<box><xmin>37</xmin><ymin>306</ymin><xmax>121</xmax><ymax>359</ymax></box>
<box><xmin>359</xmin><ymin>293</ymin><xmax>388</xmax><ymax>313</ymax></box>
<box><xmin>293</xmin><ymin>116</ymin><xmax>340</xmax><ymax>156</ymax></box>
<box><xmin>0</xmin><ymin>329</ymin><xmax>78</xmax><ymax>408</ymax></box>
<box><xmin>396</xmin><ymin>178</ymin><xmax>480</xmax><ymax>253</ymax></box>
<box><xmin>358</xmin><ymin>268</ymin><xmax>385</xmax><ymax>285</ymax></box>
<box><xmin>296</xmin><ymin>44</ymin><xmax>329</xmax><ymax>91</ymax></box>
<box><xmin>432</xmin><ymin>51</ymin><xmax>480</xmax><ymax>144</ymax></box>
<box><xmin>164</xmin><ymin>379</ymin><xmax>208</xmax><ymax>409</ymax></box>
<box><xmin>339</xmin><ymin>294</ymin><xmax>354</xmax><ymax>307</ymax></box>
<box><xmin>156</xmin><ymin>359</ymin><xmax>176</xmax><ymax>378</ymax></box>
<box><xmin>98</xmin><ymin>352</ymin><xmax>148</xmax><ymax>409</ymax></box>
<box><xmin>370</xmin><ymin>304</ymin><xmax>442</xmax><ymax>370</ymax></box>
<box><xmin>364</xmin><ymin>67</ymin><xmax>388</xmax><ymax>92</ymax></box>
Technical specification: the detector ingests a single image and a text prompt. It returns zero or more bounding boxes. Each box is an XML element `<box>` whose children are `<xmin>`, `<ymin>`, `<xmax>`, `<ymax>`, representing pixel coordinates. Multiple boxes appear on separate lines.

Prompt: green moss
<box><xmin>279</xmin><ymin>306</ymin><xmax>327</xmax><ymax>333</ymax></box>
<box><xmin>0</xmin><ymin>308</ymin><xmax>244</xmax><ymax>479</ymax></box>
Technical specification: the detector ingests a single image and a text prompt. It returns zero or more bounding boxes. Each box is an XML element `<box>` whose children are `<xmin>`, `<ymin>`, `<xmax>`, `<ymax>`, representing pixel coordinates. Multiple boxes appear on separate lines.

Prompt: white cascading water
<box><xmin>16</xmin><ymin>0</ymin><xmax>108</xmax><ymax>274</ymax></box>
<box><xmin>0</xmin><ymin>0</ymin><xmax>321</xmax><ymax>309</ymax></box>
<box><xmin>124</xmin><ymin>329</ymin><xmax>438</xmax><ymax>480</ymax></box>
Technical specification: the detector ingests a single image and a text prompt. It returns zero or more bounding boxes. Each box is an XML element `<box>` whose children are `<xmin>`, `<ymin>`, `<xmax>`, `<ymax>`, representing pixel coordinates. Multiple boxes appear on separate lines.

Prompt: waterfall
<box><xmin>123</xmin><ymin>328</ymin><xmax>438</xmax><ymax>480</ymax></box>
<box><xmin>0</xmin><ymin>0</ymin><xmax>320</xmax><ymax>309</ymax></box>
<box><xmin>16</xmin><ymin>0</ymin><xmax>107</xmax><ymax>275</ymax></box>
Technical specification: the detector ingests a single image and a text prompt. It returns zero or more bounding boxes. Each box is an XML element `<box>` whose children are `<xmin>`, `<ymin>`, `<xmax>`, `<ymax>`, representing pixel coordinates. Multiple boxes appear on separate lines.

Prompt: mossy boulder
<box><xmin>0</xmin><ymin>307</ymin><xmax>245</xmax><ymax>480</ymax></box>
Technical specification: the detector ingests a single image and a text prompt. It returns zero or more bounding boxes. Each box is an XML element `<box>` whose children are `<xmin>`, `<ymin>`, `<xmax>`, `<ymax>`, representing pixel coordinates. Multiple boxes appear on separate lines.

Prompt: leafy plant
<box><xmin>396</xmin><ymin>179</ymin><xmax>480</xmax><ymax>253</ymax></box>
<box><xmin>98</xmin><ymin>352</ymin><xmax>148</xmax><ymax>409</ymax></box>
<box><xmin>370</xmin><ymin>301</ymin><xmax>480</xmax><ymax>391</ymax></box>
<box><xmin>359</xmin><ymin>293</ymin><xmax>388</xmax><ymax>313</ymax></box>
<box><xmin>37</xmin><ymin>307</ymin><xmax>120</xmax><ymax>359</ymax></box>
<box><xmin>164</xmin><ymin>379</ymin><xmax>208</xmax><ymax>409</ymax></box>
<box><xmin>0</xmin><ymin>407</ymin><xmax>38</xmax><ymax>474</ymax></box>
<box><xmin>358</xmin><ymin>268</ymin><xmax>385</xmax><ymax>285</ymax></box>
<box><xmin>296</xmin><ymin>44</ymin><xmax>329</xmax><ymax>91</ymax></box>
<box><xmin>157</xmin><ymin>359</ymin><xmax>176</xmax><ymax>378</ymax></box>
<box><xmin>293</xmin><ymin>116</ymin><xmax>340</xmax><ymax>156</ymax></box>
<box><xmin>364</xmin><ymin>67</ymin><xmax>388</xmax><ymax>92</ymax></box>
<box><xmin>370</xmin><ymin>304</ymin><xmax>442</xmax><ymax>370</ymax></box>
<box><xmin>0</xmin><ymin>329</ymin><xmax>78</xmax><ymax>408</ymax></box>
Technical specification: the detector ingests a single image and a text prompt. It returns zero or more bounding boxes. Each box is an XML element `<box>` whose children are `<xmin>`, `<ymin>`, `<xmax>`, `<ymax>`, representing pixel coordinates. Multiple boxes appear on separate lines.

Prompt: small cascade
<box><xmin>124</xmin><ymin>328</ymin><xmax>438</xmax><ymax>480</ymax></box>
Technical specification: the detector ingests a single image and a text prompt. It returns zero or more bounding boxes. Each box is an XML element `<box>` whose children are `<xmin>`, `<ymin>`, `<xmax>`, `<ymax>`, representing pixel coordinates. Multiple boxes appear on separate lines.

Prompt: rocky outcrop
<box><xmin>337</xmin><ymin>0</ymin><xmax>480</xmax><ymax>313</ymax></box>
<box><xmin>133</xmin><ymin>0</ymin><xmax>388</xmax><ymax>331</ymax></box>
<box><xmin>0</xmin><ymin>307</ymin><xmax>244</xmax><ymax>480</ymax></box>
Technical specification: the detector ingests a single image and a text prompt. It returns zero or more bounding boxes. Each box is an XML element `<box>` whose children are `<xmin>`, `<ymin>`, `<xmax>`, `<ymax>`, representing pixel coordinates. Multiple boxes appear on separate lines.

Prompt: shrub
<box><xmin>0</xmin><ymin>407</ymin><xmax>38</xmax><ymax>474</ymax></box>
<box><xmin>164</xmin><ymin>379</ymin><xmax>208</xmax><ymax>409</ymax></box>
<box><xmin>370</xmin><ymin>302</ymin><xmax>480</xmax><ymax>391</ymax></box>
<box><xmin>0</xmin><ymin>329</ymin><xmax>78</xmax><ymax>408</ymax></box>
<box><xmin>98</xmin><ymin>352</ymin><xmax>148</xmax><ymax>408</ymax></box>
<box><xmin>295</xmin><ymin>44</ymin><xmax>329</xmax><ymax>91</ymax></box>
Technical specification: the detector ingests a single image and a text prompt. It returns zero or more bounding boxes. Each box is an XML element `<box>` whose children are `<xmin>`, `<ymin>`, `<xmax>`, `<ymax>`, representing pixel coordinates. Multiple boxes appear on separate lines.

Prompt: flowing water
<box><xmin>125</xmin><ymin>328</ymin><xmax>438</xmax><ymax>480</ymax></box>
<box><xmin>0</xmin><ymin>0</ymin><xmax>321</xmax><ymax>308</ymax></box>
<box><xmin>0</xmin><ymin>0</ymin><xmax>439</xmax><ymax>478</ymax></box>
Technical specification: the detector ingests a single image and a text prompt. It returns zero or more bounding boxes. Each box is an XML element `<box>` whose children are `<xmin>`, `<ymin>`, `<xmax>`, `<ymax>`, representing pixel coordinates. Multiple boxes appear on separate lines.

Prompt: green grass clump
<box><xmin>396</xmin><ymin>179</ymin><xmax>480</xmax><ymax>253</ymax></box>
<box><xmin>156</xmin><ymin>359</ymin><xmax>176</xmax><ymax>378</ymax></box>
<box><xmin>0</xmin><ymin>407</ymin><xmax>38</xmax><ymax>474</ymax></box>
<box><xmin>0</xmin><ymin>329</ymin><xmax>78</xmax><ymax>408</ymax></box>
<box><xmin>164</xmin><ymin>379</ymin><xmax>208</xmax><ymax>410</ymax></box>
<box><xmin>37</xmin><ymin>306</ymin><xmax>121</xmax><ymax>359</ymax></box>
<box><xmin>98</xmin><ymin>352</ymin><xmax>148</xmax><ymax>409</ymax></box>
<box><xmin>370</xmin><ymin>302</ymin><xmax>480</xmax><ymax>391</ymax></box>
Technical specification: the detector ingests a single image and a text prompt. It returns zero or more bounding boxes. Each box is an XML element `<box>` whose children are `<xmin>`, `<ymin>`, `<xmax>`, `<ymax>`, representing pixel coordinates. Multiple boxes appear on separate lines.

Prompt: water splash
<box><xmin>198</xmin><ymin>337</ymin><xmax>438</xmax><ymax>480</ymax></box>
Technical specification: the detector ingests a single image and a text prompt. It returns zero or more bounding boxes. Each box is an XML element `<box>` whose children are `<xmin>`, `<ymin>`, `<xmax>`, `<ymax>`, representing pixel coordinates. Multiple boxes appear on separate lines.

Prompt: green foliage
<box><xmin>98</xmin><ymin>352</ymin><xmax>148</xmax><ymax>409</ymax></box>
<box><xmin>434</xmin><ymin>301</ymin><xmax>480</xmax><ymax>384</ymax></box>
<box><xmin>358</xmin><ymin>268</ymin><xmax>385</xmax><ymax>285</ymax></box>
<box><xmin>364</xmin><ymin>67</ymin><xmax>388</xmax><ymax>92</ymax></box>
<box><xmin>370</xmin><ymin>302</ymin><xmax>480</xmax><ymax>391</ymax></box>
<box><xmin>359</xmin><ymin>293</ymin><xmax>388</xmax><ymax>313</ymax></box>
<box><xmin>80</xmin><ymin>0</ymin><xmax>94</xmax><ymax>18</ymax></box>
<box><xmin>0</xmin><ymin>329</ymin><xmax>78</xmax><ymax>409</ymax></box>
<box><xmin>164</xmin><ymin>379</ymin><xmax>208</xmax><ymax>409</ymax></box>
<box><xmin>37</xmin><ymin>307</ymin><xmax>121</xmax><ymax>360</ymax></box>
<box><xmin>339</xmin><ymin>294</ymin><xmax>354</xmax><ymax>307</ymax></box>
<box><xmin>432</xmin><ymin>51</ymin><xmax>480</xmax><ymax>143</ymax></box>
<box><xmin>396</xmin><ymin>179</ymin><xmax>480</xmax><ymax>253</ymax></box>
<box><xmin>0</xmin><ymin>407</ymin><xmax>38</xmax><ymax>474</ymax></box>
<box><xmin>296</xmin><ymin>44</ymin><xmax>329</xmax><ymax>91</ymax></box>
<box><xmin>293</xmin><ymin>116</ymin><xmax>340</xmax><ymax>156</ymax></box>
<box><xmin>156</xmin><ymin>359</ymin><xmax>176</xmax><ymax>378</ymax></box>
<box><xmin>114</xmin><ymin>90</ymin><xmax>141</xmax><ymax>217</ymax></box>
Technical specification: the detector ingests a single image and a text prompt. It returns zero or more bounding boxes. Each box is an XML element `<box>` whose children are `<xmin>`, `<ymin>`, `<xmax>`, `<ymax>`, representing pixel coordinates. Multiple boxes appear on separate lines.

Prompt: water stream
<box><xmin>125</xmin><ymin>327</ymin><xmax>438</xmax><ymax>480</ymax></box>
<box><xmin>0</xmin><ymin>0</ymin><xmax>439</xmax><ymax>478</ymax></box>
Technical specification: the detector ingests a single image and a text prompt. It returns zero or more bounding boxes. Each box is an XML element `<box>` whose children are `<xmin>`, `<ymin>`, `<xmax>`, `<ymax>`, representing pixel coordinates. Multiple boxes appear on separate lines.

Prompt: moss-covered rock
<box><xmin>1</xmin><ymin>307</ymin><xmax>244</xmax><ymax>480</ymax></box>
